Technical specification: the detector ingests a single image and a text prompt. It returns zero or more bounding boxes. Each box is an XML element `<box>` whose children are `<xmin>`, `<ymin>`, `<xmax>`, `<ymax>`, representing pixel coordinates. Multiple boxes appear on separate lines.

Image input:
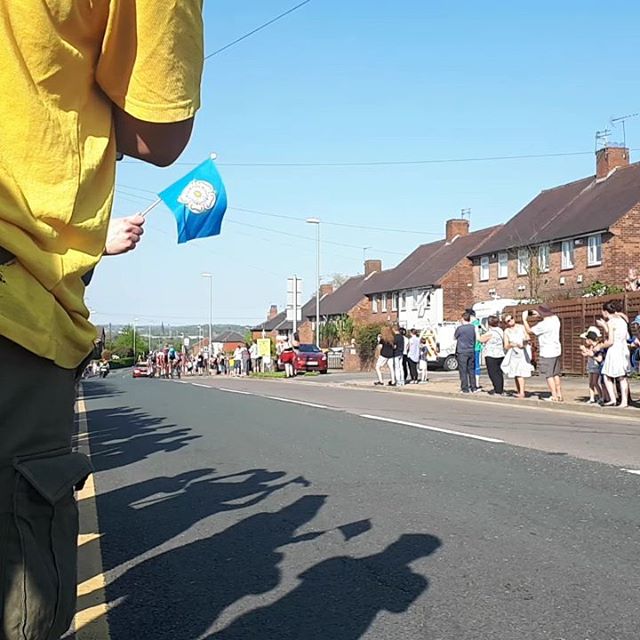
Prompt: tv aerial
<box><xmin>610</xmin><ymin>113</ymin><xmax>638</xmax><ymax>147</ymax></box>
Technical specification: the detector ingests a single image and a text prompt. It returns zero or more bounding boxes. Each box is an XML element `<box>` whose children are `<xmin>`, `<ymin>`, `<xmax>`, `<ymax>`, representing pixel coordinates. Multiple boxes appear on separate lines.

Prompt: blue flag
<box><xmin>158</xmin><ymin>157</ymin><xmax>228</xmax><ymax>244</ymax></box>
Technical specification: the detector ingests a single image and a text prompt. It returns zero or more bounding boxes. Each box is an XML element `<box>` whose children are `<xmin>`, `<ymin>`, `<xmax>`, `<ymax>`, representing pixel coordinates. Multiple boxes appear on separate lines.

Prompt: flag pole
<box><xmin>141</xmin><ymin>198</ymin><xmax>161</xmax><ymax>218</ymax></box>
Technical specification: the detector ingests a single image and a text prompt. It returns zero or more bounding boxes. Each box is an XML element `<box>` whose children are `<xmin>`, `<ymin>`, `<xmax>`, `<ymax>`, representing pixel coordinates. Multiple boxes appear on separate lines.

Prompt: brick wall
<box><xmin>440</xmin><ymin>259</ymin><xmax>475</xmax><ymax>320</ymax></box>
<box><xmin>297</xmin><ymin>320</ymin><xmax>314</xmax><ymax>343</ymax></box>
<box><xmin>472</xmin><ymin>208</ymin><xmax>640</xmax><ymax>302</ymax></box>
<box><xmin>357</xmin><ymin>293</ymin><xmax>398</xmax><ymax>327</ymax></box>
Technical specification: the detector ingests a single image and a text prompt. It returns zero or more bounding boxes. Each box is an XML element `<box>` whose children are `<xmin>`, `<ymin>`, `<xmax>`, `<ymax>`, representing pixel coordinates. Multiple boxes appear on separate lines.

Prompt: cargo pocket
<box><xmin>7</xmin><ymin>451</ymin><xmax>92</xmax><ymax>640</ymax></box>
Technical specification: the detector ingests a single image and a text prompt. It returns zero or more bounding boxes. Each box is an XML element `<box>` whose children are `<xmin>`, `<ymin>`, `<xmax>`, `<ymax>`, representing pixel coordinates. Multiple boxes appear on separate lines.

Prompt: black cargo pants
<box><xmin>0</xmin><ymin>336</ymin><xmax>92</xmax><ymax>640</ymax></box>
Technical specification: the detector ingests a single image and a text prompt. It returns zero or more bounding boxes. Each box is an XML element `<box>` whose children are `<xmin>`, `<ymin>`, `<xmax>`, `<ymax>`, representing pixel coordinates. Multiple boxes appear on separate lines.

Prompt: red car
<box><xmin>132</xmin><ymin>363</ymin><xmax>152</xmax><ymax>378</ymax></box>
<box><xmin>293</xmin><ymin>344</ymin><xmax>328</xmax><ymax>374</ymax></box>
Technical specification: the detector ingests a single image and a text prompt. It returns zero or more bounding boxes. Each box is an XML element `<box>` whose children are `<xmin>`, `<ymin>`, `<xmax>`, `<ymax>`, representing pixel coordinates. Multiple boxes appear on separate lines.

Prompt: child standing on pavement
<box><xmin>579</xmin><ymin>327</ymin><xmax>605</xmax><ymax>404</ymax></box>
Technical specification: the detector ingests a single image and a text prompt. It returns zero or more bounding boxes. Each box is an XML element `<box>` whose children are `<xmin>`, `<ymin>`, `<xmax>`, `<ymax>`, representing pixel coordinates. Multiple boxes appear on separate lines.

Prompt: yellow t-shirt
<box><xmin>0</xmin><ymin>1</ymin><xmax>203</xmax><ymax>369</ymax></box>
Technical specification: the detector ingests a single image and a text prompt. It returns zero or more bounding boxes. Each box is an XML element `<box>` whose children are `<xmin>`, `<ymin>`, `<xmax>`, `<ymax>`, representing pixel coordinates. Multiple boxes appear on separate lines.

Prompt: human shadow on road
<box><xmin>93</xmin><ymin>494</ymin><xmax>329</xmax><ymax>640</ymax></box>
<box><xmin>78</xmin><ymin>468</ymin><xmax>311</xmax><ymax>578</ymax></box>
<box><xmin>210</xmin><ymin>532</ymin><xmax>442</xmax><ymax>639</ymax></box>
<box><xmin>84</xmin><ymin>405</ymin><xmax>200</xmax><ymax>473</ymax></box>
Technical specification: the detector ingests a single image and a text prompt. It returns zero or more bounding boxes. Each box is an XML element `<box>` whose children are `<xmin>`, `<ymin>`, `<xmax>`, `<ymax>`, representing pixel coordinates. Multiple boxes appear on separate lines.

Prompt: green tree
<box><xmin>354</xmin><ymin>323</ymin><xmax>384</xmax><ymax>368</ymax></box>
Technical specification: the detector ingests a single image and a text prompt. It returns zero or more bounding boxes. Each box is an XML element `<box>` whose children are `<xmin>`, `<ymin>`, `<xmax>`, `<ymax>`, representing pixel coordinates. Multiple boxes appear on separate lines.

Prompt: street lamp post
<box><xmin>202</xmin><ymin>273</ymin><xmax>213</xmax><ymax>361</ymax></box>
<box><xmin>306</xmin><ymin>218</ymin><xmax>321</xmax><ymax>347</ymax></box>
<box><xmin>133</xmin><ymin>318</ymin><xmax>138</xmax><ymax>361</ymax></box>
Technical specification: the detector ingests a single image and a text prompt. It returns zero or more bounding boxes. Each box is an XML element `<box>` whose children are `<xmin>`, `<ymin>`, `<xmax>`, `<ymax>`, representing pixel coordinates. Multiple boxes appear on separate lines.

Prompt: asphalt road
<box><xmin>77</xmin><ymin>372</ymin><xmax>640</xmax><ymax>640</ymax></box>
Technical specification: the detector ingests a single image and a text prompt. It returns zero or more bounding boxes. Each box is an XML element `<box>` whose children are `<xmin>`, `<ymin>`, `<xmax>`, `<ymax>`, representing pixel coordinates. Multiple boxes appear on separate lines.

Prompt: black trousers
<box><xmin>407</xmin><ymin>358</ymin><xmax>419</xmax><ymax>382</ymax></box>
<box><xmin>456</xmin><ymin>351</ymin><xmax>476</xmax><ymax>392</ymax></box>
<box><xmin>402</xmin><ymin>355</ymin><xmax>410</xmax><ymax>381</ymax></box>
<box><xmin>485</xmin><ymin>356</ymin><xmax>505</xmax><ymax>394</ymax></box>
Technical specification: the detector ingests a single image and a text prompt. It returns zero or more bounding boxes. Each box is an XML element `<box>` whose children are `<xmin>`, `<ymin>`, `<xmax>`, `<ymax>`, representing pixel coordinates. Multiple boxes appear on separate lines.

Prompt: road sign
<box><xmin>286</xmin><ymin>277</ymin><xmax>303</xmax><ymax>322</ymax></box>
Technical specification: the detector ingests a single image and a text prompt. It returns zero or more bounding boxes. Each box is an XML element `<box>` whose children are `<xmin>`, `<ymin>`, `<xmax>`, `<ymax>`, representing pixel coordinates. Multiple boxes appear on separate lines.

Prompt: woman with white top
<box><xmin>502</xmin><ymin>313</ymin><xmax>533</xmax><ymax>398</ymax></box>
<box><xmin>478</xmin><ymin>315</ymin><xmax>505</xmax><ymax>395</ymax></box>
<box><xmin>597</xmin><ymin>300</ymin><xmax>631</xmax><ymax>408</ymax></box>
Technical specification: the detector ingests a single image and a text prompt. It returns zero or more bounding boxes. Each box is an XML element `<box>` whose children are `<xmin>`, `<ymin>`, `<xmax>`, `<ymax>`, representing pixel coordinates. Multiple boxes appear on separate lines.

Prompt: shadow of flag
<box><xmin>338</xmin><ymin>519</ymin><xmax>372</xmax><ymax>541</ymax></box>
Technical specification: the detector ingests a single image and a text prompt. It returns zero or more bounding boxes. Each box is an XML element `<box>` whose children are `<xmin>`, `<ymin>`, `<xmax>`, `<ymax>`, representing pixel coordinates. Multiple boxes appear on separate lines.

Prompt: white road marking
<box><xmin>621</xmin><ymin>469</ymin><xmax>640</xmax><ymax>476</ymax></box>
<box><xmin>191</xmin><ymin>383</ymin><xmax>210</xmax><ymax>388</ymax></box>
<box><xmin>359</xmin><ymin>414</ymin><xmax>504</xmax><ymax>444</ymax></box>
<box><xmin>264</xmin><ymin>396</ymin><xmax>328</xmax><ymax>409</ymax></box>
<box><xmin>219</xmin><ymin>388</ymin><xmax>254</xmax><ymax>396</ymax></box>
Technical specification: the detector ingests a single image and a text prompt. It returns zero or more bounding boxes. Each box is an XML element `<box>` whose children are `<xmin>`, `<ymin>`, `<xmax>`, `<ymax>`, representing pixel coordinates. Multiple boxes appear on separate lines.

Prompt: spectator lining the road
<box><xmin>523</xmin><ymin>305</ymin><xmax>564</xmax><ymax>402</ymax></box>
<box><xmin>454</xmin><ymin>312</ymin><xmax>478</xmax><ymax>394</ymax></box>
<box><xmin>375</xmin><ymin>327</ymin><xmax>396</xmax><ymax>386</ymax></box>
<box><xmin>598</xmin><ymin>300</ymin><xmax>631</xmax><ymax>408</ymax></box>
<box><xmin>501</xmin><ymin>313</ymin><xmax>533</xmax><ymax>398</ymax></box>
<box><xmin>393</xmin><ymin>326</ymin><xmax>406</xmax><ymax>387</ymax></box>
<box><xmin>478</xmin><ymin>315</ymin><xmax>505</xmax><ymax>395</ymax></box>
<box><xmin>419</xmin><ymin>338</ymin><xmax>430</xmax><ymax>382</ymax></box>
<box><xmin>407</xmin><ymin>329</ymin><xmax>421</xmax><ymax>383</ymax></box>
<box><xmin>579</xmin><ymin>326</ymin><xmax>605</xmax><ymax>404</ymax></box>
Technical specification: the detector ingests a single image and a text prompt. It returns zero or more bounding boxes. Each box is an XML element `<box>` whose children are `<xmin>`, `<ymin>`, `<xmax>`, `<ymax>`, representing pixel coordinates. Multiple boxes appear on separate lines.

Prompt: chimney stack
<box><xmin>319</xmin><ymin>284</ymin><xmax>334</xmax><ymax>298</ymax></box>
<box><xmin>364</xmin><ymin>259</ymin><xmax>382</xmax><ymax>276</ymax></box>
<box><xmin>268</xmin><ymin>304</ymin><xmax>278</xmax><ymax>320</ymax></box>
<box><xmin>445</xmin><ymin>218</ymin><xmax>470</xmax><ymax>242</ymax></box>
<box><xmin>596</xmin><ymin>146</ymin><xmax>629</xmax><ymax>180</ymax></box>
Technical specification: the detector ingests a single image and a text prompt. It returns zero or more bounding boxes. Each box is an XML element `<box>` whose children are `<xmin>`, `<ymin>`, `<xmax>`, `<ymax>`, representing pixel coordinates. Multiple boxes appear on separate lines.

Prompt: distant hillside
<box><xmin>98</xmin><ymin>323</ymin><xmax>250</xmax><ymax>340</ymax></box>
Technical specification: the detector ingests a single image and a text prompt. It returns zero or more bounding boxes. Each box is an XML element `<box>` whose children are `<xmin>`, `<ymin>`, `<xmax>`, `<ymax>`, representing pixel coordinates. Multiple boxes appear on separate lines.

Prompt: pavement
<box><xmin>72</xmin><ymin>370</ymin><xmax>640</xmax><ymax>639</ymax></box>
<box><xmin>301</xmin><ymin>368</ymin><xmax>640</xmax><ymax>416</ymax></box>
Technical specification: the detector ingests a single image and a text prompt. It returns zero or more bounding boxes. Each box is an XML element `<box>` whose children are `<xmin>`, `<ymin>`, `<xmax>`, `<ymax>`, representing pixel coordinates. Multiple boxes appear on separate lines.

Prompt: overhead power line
<box><xmin>115</xmin><ymin>184</ymin><xmax>442</xmax><ymax>236</ymax></box>
<box><xmin>204</xmin><ymin>0</ymin><xmax>314</xmax><ymax>61</ymax></box>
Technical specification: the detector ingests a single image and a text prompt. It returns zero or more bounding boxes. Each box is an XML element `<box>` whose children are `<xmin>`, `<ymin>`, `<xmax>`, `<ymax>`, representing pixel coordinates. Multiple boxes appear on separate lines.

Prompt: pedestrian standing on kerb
<box><xmin>374</xmin><ymin>327</ymin><xmax>396</xmax><ymax>386</ymax></box>
<box><xmin>392</xmin><ymin>326</ymin><xmax>406</xmax><ymax>386</ymax></box>
<box><xmin>454</xmin><ymin>312</ymin><xmax>478</xmax><ymax>393</ymax></box>
<box><xmin>523</xmin><ymin>305</ymin><xmax>564</xmax><ymax>402</ymax></box>
<box><xmin>466</xmin><ymin>308</ymin><xmax>483</xmax><ymax>389</ymax></box>
<box><xmin>478</xmin><ymin>315</ymin><xmax>505</xmax><ymax>395</ymax></box>
<box><xmin>0</xmin><ymin>3</ymin><xmax>205</xmax><ymax>638</ymax></box>
<box><xmin>407</xmin><ymin>329</ymin><xmax>421</xmax><ymax>383</ymax></box>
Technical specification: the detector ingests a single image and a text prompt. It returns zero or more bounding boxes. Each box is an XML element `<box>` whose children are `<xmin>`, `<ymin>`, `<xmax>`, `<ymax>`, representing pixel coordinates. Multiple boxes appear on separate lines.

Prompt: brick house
<box><xmin>303</xmin><ymin>260</ymin><xmax>384</xmax><ymax>329</ymax></box>
<box><xmin>361</xmin><ymin>219</ymin><xmax>501</xmax><ymax>329</ymax></box>
<box><xmin>470</xmin><ymin>145</ymin><xmax>640</xmax><ymax>302</ymax></box>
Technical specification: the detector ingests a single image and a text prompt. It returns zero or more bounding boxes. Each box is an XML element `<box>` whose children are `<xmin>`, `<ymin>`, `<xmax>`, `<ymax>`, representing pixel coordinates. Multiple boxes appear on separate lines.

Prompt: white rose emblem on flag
<box><xmin>178</xmin><ymin>180</ymin><xmax>217</xmax><ymax>214</ymax></box>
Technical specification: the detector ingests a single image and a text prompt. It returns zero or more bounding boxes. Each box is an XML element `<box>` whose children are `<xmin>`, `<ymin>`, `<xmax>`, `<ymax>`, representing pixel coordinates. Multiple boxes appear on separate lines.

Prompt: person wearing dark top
<box><xmin>375</xmin><ymin>326</ymin><xmax>396</xmax><ymax>386</ymax></box>
<box><xmin>393</xmin><ymin>326</ymin><xmax>405</xmax><ymax>386</ymax></box>
<box><xmin>454</xmin><ymin>311</ymin><xmax>478</xmax><ymax>393</ymax></box>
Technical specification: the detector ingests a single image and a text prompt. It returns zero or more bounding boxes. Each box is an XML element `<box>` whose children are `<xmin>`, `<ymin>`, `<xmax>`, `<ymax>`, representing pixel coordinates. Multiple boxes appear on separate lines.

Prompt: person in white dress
<box><xmin>597</xmin><ymin>300</ymin><xmax>630</xmax><ymax>408</ymax></box>
<box><xmin>502</xmin><ymin>313</ymin><xmax>533</xmax><ymax>398</ymax></box>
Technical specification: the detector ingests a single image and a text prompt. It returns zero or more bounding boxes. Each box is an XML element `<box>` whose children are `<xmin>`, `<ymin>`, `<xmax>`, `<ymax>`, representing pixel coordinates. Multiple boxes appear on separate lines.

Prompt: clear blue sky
<box><xmin>90</xmin><ymin>0</ymin><xmax>640</xmax><ymax>328</ymax></box>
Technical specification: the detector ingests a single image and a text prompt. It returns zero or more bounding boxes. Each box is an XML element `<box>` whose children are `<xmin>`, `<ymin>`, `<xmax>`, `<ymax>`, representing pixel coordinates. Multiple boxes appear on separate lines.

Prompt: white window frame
<box><xmin>400</xmin><ymin>291</ymin><xmax>407</xmax><ymax>311</ymax></box>
<box><xmin>479</xmin><ymin>256</ymin><xmax>490</xmax><ymax>281</ymax></box>
<box><xmin>381</xmin><ymin>293</ymin><xmax>387</xmax><ymax>312</ymax></box>
<box><xmin>391</xmin><ymin>292</ymin><xmax>398</xmax><ymax>311</ymax></box>
<box><xmin>538</xmin><ymin>244</ymin><xmax>550</xmax><ymax>273</ymax></box>
<box><xmin>561</xmin><ymin>240</ymin><xmax>574</xmax><ymax>269</ymax></box>
<box><xmin>498</xmin><ymin>252</ymin><xmax>508</xmax><ymax>279</ymax></box>
<box><xmin>517</xmin><ymin>248</ymin><xmax>530</xmax><ymax>276</ymax></box>
<box><xmin>372</xmin><ymin>295</ymin><xmax>378</xmax><ymax>313</ymax></box>
<box><xmin>587</xmin><ymin>234</ymin><xmax>602</xmax><ymax>266</ymax></box>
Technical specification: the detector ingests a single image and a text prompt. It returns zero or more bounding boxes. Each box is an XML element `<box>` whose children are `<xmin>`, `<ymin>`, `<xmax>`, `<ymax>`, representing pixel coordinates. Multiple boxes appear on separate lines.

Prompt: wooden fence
<box><xmin>505</xmin><ymin>292</ymin><xmax>640</xmax><ymax>375</ymax></box>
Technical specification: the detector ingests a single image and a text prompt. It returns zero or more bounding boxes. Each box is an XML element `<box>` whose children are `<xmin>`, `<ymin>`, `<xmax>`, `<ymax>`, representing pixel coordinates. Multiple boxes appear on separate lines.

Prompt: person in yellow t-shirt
<box><xmin>0</xmin><ymin>3</ymin><xmax>204</xmax><ymax>638</ymax></box>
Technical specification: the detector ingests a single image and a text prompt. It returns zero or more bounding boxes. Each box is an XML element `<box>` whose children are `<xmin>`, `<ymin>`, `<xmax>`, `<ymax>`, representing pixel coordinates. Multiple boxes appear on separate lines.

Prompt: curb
<box><xmin>341</xmin><ymin>383</ymin><xmax>640</xmax><ymax>419</ymax></box>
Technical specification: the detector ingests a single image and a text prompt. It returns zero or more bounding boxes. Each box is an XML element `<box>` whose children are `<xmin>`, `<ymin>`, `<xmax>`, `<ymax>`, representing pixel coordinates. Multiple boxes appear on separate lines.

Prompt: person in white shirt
<box><xmin>523</xmin><ymin>305</ymin><xmax>563</xmax><ymax>402</ymax></box>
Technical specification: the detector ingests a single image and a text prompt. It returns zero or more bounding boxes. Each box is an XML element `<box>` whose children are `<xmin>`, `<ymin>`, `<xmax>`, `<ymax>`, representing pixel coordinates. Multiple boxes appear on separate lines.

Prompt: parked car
<box><xmin>294</xmin><ymin>344</ymin><xmax>328</xmax><ymax>374</ymax></box>
<box><xmin>132</xmin><ymin>363</ymin><xmax>151</xmax><ymax>378</ymax></box>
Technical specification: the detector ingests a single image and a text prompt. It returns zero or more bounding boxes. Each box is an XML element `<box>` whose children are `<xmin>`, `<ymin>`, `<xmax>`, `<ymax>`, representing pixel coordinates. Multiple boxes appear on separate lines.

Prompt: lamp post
<box><xmin>306</xmin><ymin>217</ymin><xmax>321</xmax><ymax>347</ymax></box>
<box><xmin>133</xmin><ymin>318</ymin><xmax>138</xmax><ymax>361</ymax></box>
<box><xmin>201</xmin><ymin>273</ymin><xmax>213</xmax><ymax>359</ymax></box>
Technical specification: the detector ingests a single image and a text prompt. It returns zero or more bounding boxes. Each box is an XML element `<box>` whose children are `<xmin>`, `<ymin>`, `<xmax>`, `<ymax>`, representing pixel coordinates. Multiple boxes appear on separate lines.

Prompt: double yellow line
<box><xmin>73</xmin><ymin>396</ymin><xmax>111</xmax><ymax>640</ymax></box>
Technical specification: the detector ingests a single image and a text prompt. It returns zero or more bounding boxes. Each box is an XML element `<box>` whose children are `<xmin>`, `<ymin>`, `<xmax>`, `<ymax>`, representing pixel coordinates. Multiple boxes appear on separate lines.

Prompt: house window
<box><xmin>391</xmin><ymin>292</ymin><xmax>398</xmax><ymax>311</ymax></box>
<box><xmin>587</xmin><ymin>234</ymin><xmax>602</xmax><ymax>266</ymax></box>
<box><xmin>479</xmin><ymin>256</ymin><xmax>490</xmax><ymax>281</ymax></box>
<box><xmin>517</xmin><ymin>248</ymin><xmax>530</xmax><ymax>276</ymax></box>
<box><xmin>561</xmin><ymin>240</ymin><xmax>574</xmax><ymax>269</ymax></box>
<box><xmin>411</xmin><ymin>290</ymin><xmax>418</xmax><ymax>310</ymax></box>
<box><xmin>538</xmin><ymin>244</ymin><xmax>550</xmax><ymax>273</ymax></box>
<box><xmin>381</xmin><ymin>293</ymin><xmax>388</xmax><ymax>312</ymax></box>
<box><xmin>372</xmin><ymin>295</ymin><xmax>378</xmax><ymax>313</ymax></box>
<box><xmin>498</xmin><ymin>252</ymin><xmax>508</xmax><ymax>279</ymax></box>
<box><xmin>400</xmin><ymin>292</ymin><xmax>407</xmax><ymax>311</ymax></box>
